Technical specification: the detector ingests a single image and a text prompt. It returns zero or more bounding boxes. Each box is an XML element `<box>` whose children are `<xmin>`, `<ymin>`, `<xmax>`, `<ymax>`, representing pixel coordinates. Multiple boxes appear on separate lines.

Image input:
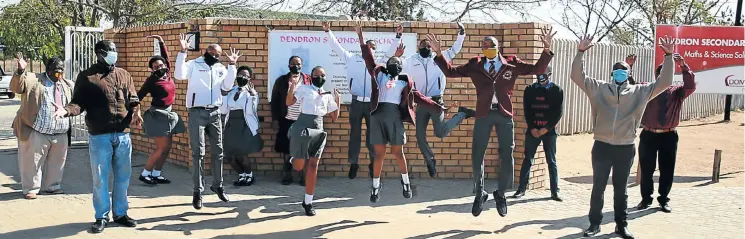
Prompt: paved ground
<box><xmin>0</xmin><ymin>97</ymin><xmax>743</xmax><ymax>239</ymax></box>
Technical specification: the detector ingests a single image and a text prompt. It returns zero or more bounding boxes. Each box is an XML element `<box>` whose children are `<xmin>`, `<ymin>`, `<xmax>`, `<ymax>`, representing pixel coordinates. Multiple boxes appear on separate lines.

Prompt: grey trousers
<box><xmin>415</xmin><ymin>105</ymin><xmax>466</xmax><ymax>164</ymax></box>
<box><xmin>18</xmin><ymin>131</ymin><xmax>68</xmax><ymax>194</ymax></box>
<box><xmin>188</xmin><ymin>107</ymin><xmax>224</xmax><ymax>193</ymax></box>
<box><xmin>347</xmin><ymin>99</ymin><xmax>375</xmax><ymax>164</ymax></box>
<box><xmin>472</xmin><ymin>109</ymin><xmax>515</xmax><ymax>197</ymax></box>
<box><xmin>589</xmin><ymin>140</ymin><xmax>635</xmax><ymax>226</ymax></box>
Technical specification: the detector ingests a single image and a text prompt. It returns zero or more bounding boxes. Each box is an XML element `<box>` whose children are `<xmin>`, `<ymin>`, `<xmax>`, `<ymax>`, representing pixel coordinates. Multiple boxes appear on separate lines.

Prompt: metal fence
<box><xmin>550</xmin><ymin>39</ymin><xmax>744</xmax><ymax>135</ymax></box>
<box><xmin>64</xmin><ymin>26</ymin><xmax>105</xmax><ymax>143</ymax></box>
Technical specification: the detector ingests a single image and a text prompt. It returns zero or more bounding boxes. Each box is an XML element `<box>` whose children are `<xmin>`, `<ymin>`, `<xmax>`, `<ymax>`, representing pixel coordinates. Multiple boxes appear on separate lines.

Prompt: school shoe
<box><xmin>210</xmin><ymin>186</ymin><xmax>230</xmax><ymax>202</ymax></box>
<box><xmin>153</xmin><ymin>176</ymin><xmax>171</xmax><ymax>184</ymax></box>
<box><xmin>510</xmin><ymin>190</ymin><xmax>525</xmax><ymax>199</ymax></box>
<box><xmin>139</xmin><ymin>175</ymin><xmax>157</xmax><ymax>185</ymax></box>
<box><xmin>426</xmin><ymin>159</ymin><xmax>437</xmax><ymax>178</ymax></box>
<box><xmin>660</xmin><ymin>203</ymin><xmax>672</xmax><ymax>213</ymax></box>
<box><xmin>493</xmin><ymin>190</ymin><xmax>508</xmax><ymax>217</ymax></box>
<box><xmin>233</xmin><ymin>176</ymin><xmax>247</xmax><ymax>186</ymax></box>
<box><xmin>636</xmin><ymin>199</ymin><xmax>653</xmax><ymax>210</ymax></box>
<box><xmin>192</xmin><ymin>192</ymin><xmax>203</xmax><ymax>210</ymax></box>
<box><xmin>90</xmin><ymin>219</ymin><xmax>108</xmax><ymax>233</ymax></box>
<box><xmin>551</xmin><ymin>192</ymin><xmax>563</xmax><ymax>202</ymax></box>
<box><xmin>302</xmin><ymin>201</ymin><xmax>316</xmax><ymax>216</ymax></box>
<box><xmin>113</xmin><ymin>215</ymin><xmax>137</xmax><ymax>227</ymax></box>
<box><xmin>471</xmin><ymin>190</ymin><xmax>489</xmax><ymax>217</ymax></box>
<box><xmin>245</xmin><ymin>174</ymin><xmax>255</xmax><ymax>186</ymax></box>
<box><xmin>281</xmin><ymin>162</ymin><xmax>293</xmax><ymax>185</ymax></box>
<box><xmin>370</xmin><ymin>183</ymin><xmax>382</xmax><ymax>203</ymax></box>
<box><xmin>458</xmin><ymin>107</ymin><xmax>476</xmax><ymax>119</ymax></box>
<box><xmin>583</xmin><ymin>224</ymin><xmax>600</xmax><ymax>237</ymax></box>
<box><xmin>401</xmin><ymin>180</ymin><xmax>412</xmax><ymax>199</ymax></box>
<box><xmin>349</xmin><ymin>163</ymin><xmax>359</xmax><ymax>179</ymax></box>
<box><xmin>615</xmin><ymin>225</ymin><xmax>635</xmax><ymax>239</ymax></box>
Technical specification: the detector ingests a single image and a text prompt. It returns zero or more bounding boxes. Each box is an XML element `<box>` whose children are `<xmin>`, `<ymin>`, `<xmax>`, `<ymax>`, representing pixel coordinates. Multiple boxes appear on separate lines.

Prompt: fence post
<box><xmin>712</xmin><ymin>149</ymin><xmax>722</xmax><ymax>182</ymax></box>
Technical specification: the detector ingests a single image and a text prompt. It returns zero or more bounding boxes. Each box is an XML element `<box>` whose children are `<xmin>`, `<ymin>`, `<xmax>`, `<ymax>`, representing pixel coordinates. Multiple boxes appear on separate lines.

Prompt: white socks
<box><xmin>141</xmin><ymin>169</ymin><xmax>151</xmax><ymax>177</ymax></box>
<box><xmin>304</xmin><ymin>194</ymin><xmax>313</xmax><ymax>204</ymax></box>
<box><xmin>372</xmin><ymin>177</ymin><xmax>381</xmax><ymax>188</ymax></box>
<box><xmin>401</xmin><ymin>173</ymin><xmax>410</xmax><ymax>184</ymax></box>
<box><xmin>152</xmin><ymin>170</ymin><xmax>161</xmax><ymax>177</ymax></box>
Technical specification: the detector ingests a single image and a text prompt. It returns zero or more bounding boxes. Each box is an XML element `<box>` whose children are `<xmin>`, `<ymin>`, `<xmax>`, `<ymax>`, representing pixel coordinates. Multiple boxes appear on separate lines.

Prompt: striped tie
<box><xmin>489</xmin><ymin>61</ymin><xmax>498</xmax><ymax>79</ymax></box>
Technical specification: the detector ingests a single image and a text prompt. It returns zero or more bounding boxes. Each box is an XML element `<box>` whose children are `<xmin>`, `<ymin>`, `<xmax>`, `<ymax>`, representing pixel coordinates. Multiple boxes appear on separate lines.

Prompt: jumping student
<box><xmin>287</xmin><ymin>66</ymin><xmax>340</xmax><ymax>216</ymax></box>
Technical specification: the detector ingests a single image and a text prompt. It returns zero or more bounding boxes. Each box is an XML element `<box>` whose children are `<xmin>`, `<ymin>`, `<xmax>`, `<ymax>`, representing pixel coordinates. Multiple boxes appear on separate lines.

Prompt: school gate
<box><xmin>64</xmin><ymin>26</ymin><xmax>105</xmax><ymax>143</ymax></box>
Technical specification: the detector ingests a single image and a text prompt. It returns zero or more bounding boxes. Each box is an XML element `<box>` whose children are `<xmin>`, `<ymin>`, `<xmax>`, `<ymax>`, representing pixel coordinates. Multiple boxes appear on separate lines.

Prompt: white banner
<box><xmin>267</xmin><ymin>30</ymin><xmax>419</xmax><ymax>103</ymax></box>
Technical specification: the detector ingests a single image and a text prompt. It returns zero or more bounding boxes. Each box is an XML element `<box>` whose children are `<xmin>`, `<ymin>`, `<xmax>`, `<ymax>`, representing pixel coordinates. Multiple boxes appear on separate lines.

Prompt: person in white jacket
<box><xmin>174</xmin><ymin>33</ymin><xmax>241</xmax><ymax>210</ymax></box>
<box><xmin>322</xmin><ymin>21</ymin><xmax>399</xmax><ymax>179</ymax></box>
<box><xmin>391</xmin><ymin>23</ymin><xmax>468</xmax><ymax>177</ymax></box>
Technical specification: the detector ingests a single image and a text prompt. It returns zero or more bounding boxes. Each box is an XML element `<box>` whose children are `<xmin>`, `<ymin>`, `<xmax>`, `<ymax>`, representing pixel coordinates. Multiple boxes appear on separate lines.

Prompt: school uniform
<box><xmin>220</xmin><ymin>86</ymin><xmax>264</xmax><ymax>157</ymax></box>
<box><xmin>138</xmin><ymin>41</ymin><xmax>186</xmax><ymax>138</ymax></box>
<box><xmin>288</xmin><ymin>85</ymin><xmax>338</xmax><ymax>159</ymax></box>
<box><xmin>270</xmin><ymin>73</ymin><xmax>311</xmax><ymax>154</ymax></box>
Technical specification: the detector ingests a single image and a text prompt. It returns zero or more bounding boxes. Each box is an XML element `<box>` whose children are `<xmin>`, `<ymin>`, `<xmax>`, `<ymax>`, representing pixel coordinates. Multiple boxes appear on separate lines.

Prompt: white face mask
<box><xmin>104</xmin><ymin>51</ymin><xmax>118</xmax><ymax>65</ymax></box>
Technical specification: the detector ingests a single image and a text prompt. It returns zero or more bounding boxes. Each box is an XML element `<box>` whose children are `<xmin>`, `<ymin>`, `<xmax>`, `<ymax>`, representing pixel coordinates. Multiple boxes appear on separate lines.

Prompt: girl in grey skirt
<box><xmin>219</xmin><ymin>66</ymin><xmax>264</xmax><ymax>186</ymax></box>
<box><xmin>286</xmin><ymin>66</ymin><xmax>340</xmax><ymax>216</ymax></box>
<box><xmin>137</xmin><ymin>35</ymin><xmax>186</xmax><ymax>185</ymax></box>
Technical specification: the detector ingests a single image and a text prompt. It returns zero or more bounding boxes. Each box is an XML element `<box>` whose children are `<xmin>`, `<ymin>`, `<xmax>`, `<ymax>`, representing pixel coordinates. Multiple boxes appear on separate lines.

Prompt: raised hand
<box><xmin>353</xmin><ymin>21</ymin><xmax>362</xmax><ymax>35</ymax></box>
<box><xmin>395</xmin><ymin>24</ymin><xmax>404</xmax><ymax>35</ymax></box>
<box><xmin>322</xmin><ymin>21</ymin><xmax>331</xmax><ymax>32</ymax></box>
<box><xmin>247</xmin><ymin>82</ymin><xmax>257</xmax><ymax>96</ymax></box>
<box><xmin>659</xmin><ymin>35</ymin><xmax>675</xmax><ymax>55</ymax></box>
<box><xmin>15</xmin><ymin>52</ymin><xmax>27</xmax><ymax>72</ymax></box>
<box><xmin>457</xmin><ymin>22</ymin><xmax>465</xmax><ymax>35</ymax></box>
<box><xmin>179</xmin><ymin>33</ymin><xmax>191</xmax><ymax>51</ymax></box>
<box><xmin>625</xmin><ymin>54</ymin><xmax>637</xmax><ymax>67</ymax></box>
<box><xmin>394</xmin><ymin>43</ymin><xmax>406</xmax><ymax>57</ymax></box>
<box><xmin>578</xmin><ymin>34</ymin><xmax>595</xmax><ymax>52</ymax></box>
<box><xmin>540</xmin><ymin>25</ymin><xmax>557</xmax><ymax>51</ymax></box>
<box><xmin>226</xmin><ymin>48</ymin><xmax>241</xmax><ymax>64</ymax></box>
<box><xmin>131</xmin><ymin>113</ymin><xmax>143</xmax><ymax>127</ymax></box>
<box><xmin>146</xmin><ymin>35</ymin><xmax>164</xmax><ymax>43</ymax></box>
<box><xmin>673</xmin><ymin>53</ymin><xmax>686</xmax><ymax>66</ymax></box>
<box><xmin>425</xmin><ymin>33</ymin><xmax>442</xmax><ymax>55</ymax></box>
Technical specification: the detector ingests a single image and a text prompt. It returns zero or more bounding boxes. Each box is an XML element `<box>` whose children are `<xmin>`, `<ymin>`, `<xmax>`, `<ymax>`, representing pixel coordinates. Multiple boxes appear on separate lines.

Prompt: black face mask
<box><xmin>536</xmin><ymin>74</ymin><xmax>548</xmax><ymax>83</ymax></box>
<box><xmin>236</xmin><ymin>76</ymin><xmax>249</xmax><ymax>86</ymax></box>
<box><xmin>311</xmin><ymin>76</ymin><xmax>325</xmax><ymax>87</ymax></box>
<box><xmin>386</xmin><ymin>64</ymin><xmax>402</xmax><ymax>77</ymax></box>
<box><xmin>289</xmin><ymin>65</ymin><xmax>301</xmax><ymax>74</ymax></box>
<box><xmin>153</xmin><ymin>68</ymin><xmax>168</xmax><ymax>78</ymax></box>
<box><xmin>419</xmin><ymin>48</ymin><xmax>432</xmax><ymax>58</ymax></box>
<box><xmin>204</xmin><ymin>52</ymin><xmax>219</xmax><ymax>66</ymax></box>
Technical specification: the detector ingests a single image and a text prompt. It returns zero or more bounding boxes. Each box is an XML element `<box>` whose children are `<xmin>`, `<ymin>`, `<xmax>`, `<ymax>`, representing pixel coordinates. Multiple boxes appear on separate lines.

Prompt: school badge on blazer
<box><xmin>503</xmin><ymin>70</ymin><xmax>513</xmax><ymax>80</ymax></box>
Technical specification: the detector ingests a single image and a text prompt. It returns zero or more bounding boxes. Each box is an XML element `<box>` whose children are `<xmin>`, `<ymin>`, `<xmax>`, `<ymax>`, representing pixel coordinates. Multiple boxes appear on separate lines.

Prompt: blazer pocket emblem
<box><xmin>503</xmin><ymin>70</ymin><xmax>513</xmax><ymax>80</ymax></box>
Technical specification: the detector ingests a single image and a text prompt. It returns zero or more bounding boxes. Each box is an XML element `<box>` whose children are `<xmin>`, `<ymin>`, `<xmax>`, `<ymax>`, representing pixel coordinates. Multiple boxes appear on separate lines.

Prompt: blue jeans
<box><xmin>517</xmin><ymin>129</ymin><xmax>559</xmax><ymax>193</ymax></box>
<box><xmin>89</xmin><ymin>132</ymin><xmax>132</xmax><ymax>220</ymax></box>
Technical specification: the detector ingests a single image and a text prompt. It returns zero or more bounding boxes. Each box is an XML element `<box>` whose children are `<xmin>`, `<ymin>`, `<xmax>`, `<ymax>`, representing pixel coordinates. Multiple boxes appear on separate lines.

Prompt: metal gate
<box><xmin>64</xmin><ymin>26</ymin><xmax>104</xmax><ymax>143</ymax></box>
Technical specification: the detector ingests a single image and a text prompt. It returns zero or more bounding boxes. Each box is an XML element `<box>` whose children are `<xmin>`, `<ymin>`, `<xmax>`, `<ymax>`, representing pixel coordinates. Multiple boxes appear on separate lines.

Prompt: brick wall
<box><xmin>105</xmin><ymin>18</ymin><xmax>549</xmax><ymax>189</ymax></box>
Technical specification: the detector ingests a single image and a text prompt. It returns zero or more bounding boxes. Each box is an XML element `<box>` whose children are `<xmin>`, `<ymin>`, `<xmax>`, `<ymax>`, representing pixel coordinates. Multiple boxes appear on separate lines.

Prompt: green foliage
<box><xmin>0</xmin><ymin>0</ymin><xmax>70</xmax><ymax>60</ymax></box>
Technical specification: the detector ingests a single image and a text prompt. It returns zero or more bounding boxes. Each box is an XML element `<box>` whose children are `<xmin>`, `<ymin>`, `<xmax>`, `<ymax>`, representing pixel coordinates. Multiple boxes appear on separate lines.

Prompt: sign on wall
<box><xmin>267</xmin><ymin>30</ymin><xmax>418</xmax><ymax>103</ymax></box>
<box><xmin>655</xmin><ymin>25</ymin><xmax>745</xmax><ymax>94</ymax></box>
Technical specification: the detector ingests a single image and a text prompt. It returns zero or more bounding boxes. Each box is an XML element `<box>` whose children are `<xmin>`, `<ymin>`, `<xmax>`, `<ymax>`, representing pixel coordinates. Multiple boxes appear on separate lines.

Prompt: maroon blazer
<box><xmin>434</xmin><ymin>51</ymin><xmax>553</xmax><ymax>119</ymax></box>
<box><xmin>360</xmin><ymin>44</ymin><xmax>443</xmax><ymax>125</ymax></box>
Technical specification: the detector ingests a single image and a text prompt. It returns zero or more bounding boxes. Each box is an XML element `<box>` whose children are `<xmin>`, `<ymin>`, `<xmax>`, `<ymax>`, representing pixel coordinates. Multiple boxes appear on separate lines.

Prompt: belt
<box><xmin>491</xmin><ymin>103</ymin><xmax>500</xmax><ymax>109</ymax></box>
<box><xmin>353</xmin><ymin>95</ymin><xmax>371</xmax><ymax>102</ymax></box>
<box><xmin>643</xmin><ymin>126</ymin><xmax>676</xmax><ymax>133</ymax></box>
<box><xmin>429</xmin><ymin>95</ymin><xmax>442</xmax><ymax>102</ymax></box>
<box><xmin>191</xmin><ymin>106</ymin><xmax>217</xmax><ymax>110</ymax></box>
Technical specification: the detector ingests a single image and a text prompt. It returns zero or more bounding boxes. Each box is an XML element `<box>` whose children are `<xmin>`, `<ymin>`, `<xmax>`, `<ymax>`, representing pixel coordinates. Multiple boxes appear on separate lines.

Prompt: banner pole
<box><xmin>726</xmin><ymin>0</ymin><xmax>743</xmax><ymax>121</ymax></box>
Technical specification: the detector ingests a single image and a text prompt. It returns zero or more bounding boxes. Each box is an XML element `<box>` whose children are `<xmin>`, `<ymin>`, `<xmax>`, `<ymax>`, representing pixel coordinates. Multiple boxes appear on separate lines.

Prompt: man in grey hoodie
<box><xmin>571</xmin><ymin>34</ymin><xmax>676</xmax><ymax>239</ymax></box>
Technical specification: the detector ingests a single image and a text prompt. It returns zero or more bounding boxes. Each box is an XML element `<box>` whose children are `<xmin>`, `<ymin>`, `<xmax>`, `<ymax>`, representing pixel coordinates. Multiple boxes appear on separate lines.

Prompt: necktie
<box><xmin>488</xmin><ymin>61</ymin><xmax>497</xmax><ymax>78</ymax></box>
<box><xmin>54</xmin><ymin>83</ymin><xmax>63</xmax><ymax>109</ymax></box>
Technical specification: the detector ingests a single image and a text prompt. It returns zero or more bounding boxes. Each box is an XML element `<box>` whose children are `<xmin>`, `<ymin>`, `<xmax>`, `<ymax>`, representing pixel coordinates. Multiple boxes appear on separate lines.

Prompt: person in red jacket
<box><xmin>428</xmin><ymin>26</ymin><xmax>555</xmax><ymax>218</ymax></box>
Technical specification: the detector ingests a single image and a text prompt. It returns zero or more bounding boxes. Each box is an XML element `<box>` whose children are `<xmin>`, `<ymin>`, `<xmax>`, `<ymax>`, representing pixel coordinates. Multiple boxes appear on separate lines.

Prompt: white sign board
<box><xmin>267</xmin><ymin>30</ymin><xmax>418</xmax><ymax>104</ymax></box>
<box><xmin>153</xmin><ymin>39</ymin><xmax>161</xmax><ymax>56</ymax></box>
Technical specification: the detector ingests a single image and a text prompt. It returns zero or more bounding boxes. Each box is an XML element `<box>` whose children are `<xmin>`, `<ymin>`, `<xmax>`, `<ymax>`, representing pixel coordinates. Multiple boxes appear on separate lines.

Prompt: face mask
<box><xmin>311</xmin><ymin>76</ymin><xmax>326</xmax><ymax>87</ymax></box>
<box><xmin>203</xmin><ymin>52</ymin><xmax>219</xmax><ymax>66</ymax></box>
<box><xmin>48</xmin><ymin>72</ymin><xmax>62</xmax><ymax>81</ymax></box>
<box><xmin>236</xmin><ymin>76</ymin><xmax>249</xmax><ymax>86</ymax></box>
<box><xmin>483</xmin><ymin>48</ymin><xmax>498</xmax><ymax>59</ymax></box>
<box><xmin>386</xmin><ymin>64</ymin><xmax>401</xmax><ymax>77</ymax></box>
<box><xmin>419</xmin><ymin>48</ymin><xmax>432</xmax><ymax>58</ymax></box>
<box><xmin>152</xmin><ymin>68</ymin><xmax>168</xmax><ymax>78</ymax></box>
<box><xmin>612</xmin><ymin>69</ymin><xmax>629</xmax><ymax>83</ymax></box>
<box><xmin>104</xmin><ymin>51</ymin><xmax>118</xmax><ymax>65</ymax></box>
<box><xmin>537</xmin><ymin>74</ymin><xmax>548</xmax><ymax>83</ymax></box>
<box><xmin>289</xmin><ymin>65</ymin><xmax>301</xmax><ymax>74</ymax></box>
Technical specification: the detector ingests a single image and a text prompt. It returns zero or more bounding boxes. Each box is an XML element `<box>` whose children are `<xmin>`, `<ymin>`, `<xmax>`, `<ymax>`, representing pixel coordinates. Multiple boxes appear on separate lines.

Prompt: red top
<box><xmin>138</xmin><ymin>41</ymin><xmax>175</xmax><ymax>107</ymax></box>
<box><xmin>640</xmin><ymin>65</ymin><xmax>696</xmax><ymax>129</ymax></box>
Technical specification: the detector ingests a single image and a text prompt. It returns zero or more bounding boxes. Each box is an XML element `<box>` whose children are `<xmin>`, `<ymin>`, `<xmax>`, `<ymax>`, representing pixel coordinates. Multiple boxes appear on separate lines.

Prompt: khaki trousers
<box><xmin>18</xmin><ymin>130</ymin><xmax>68</xmax><ymax>194</ymax></box>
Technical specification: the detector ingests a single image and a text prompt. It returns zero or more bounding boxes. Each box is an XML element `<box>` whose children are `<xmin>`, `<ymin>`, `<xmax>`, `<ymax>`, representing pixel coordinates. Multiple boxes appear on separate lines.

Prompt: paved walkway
<box><xmin>0</xmin><ymin>145</ymin><xmax>742</xmax><ymax>239</ymax></box>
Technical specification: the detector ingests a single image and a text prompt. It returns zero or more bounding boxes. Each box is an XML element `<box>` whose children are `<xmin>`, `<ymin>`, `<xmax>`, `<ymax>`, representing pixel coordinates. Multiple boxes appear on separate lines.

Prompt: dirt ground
<box><xmin>558</xmin><ymin>111</ymin><xmax>745</xmax><ymax>188</ymax></box>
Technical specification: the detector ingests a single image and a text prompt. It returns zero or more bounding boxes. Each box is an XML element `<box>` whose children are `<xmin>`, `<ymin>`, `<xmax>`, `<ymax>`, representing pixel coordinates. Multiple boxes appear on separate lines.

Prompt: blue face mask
<box><xmin>104</xmin><ymin>51</ymin><xmax>118</xmax><ymax>65</ymax></box>
<box><xmin>612</xmin><ymin>69</ymin><xmax>628</xmax><ymax>83</ymax></box>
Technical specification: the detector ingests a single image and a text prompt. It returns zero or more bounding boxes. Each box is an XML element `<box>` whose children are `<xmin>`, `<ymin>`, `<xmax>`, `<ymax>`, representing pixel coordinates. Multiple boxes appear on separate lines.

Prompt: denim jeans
<box><xmin>89</xmin><ymin>132</ymin><xmax>132</xmax><ymax>220</ymax></box>
<box><xmin>517</xmin><ymin>129</ymin><xmax>559</xmax><ymax>193</ymax></box>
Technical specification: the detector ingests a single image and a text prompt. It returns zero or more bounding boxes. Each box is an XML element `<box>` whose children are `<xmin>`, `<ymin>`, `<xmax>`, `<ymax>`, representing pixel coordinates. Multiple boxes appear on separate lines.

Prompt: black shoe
<box><xmin>471</xmin><ymin>190</ymin><xmax>489</xmax><ymax>217</ymax></box>
<box><xmin>370</xmin><ymin>183</ymin><xmax>382</xmax><ymax>203</ymax></box>
<box><xmin>583</xmin><ymin>224</ymin><xmax>600</xmax><ymax>237</ymax></box>
<box><xmin>426</xmin><ymin>159</ymin><xmax>437</xmax><ymax>178</ymax></box>
<box><xmin>210</xmin><ymin>186</ymin><xmax>230</xmax><ymax>202</ymax></box>
<box><xmin>139</xmin><ymin>175</ymin><xmax>157</xmax><ymax>185</ymax></box>
<box><xmin>615</xmin><ymin>225</ymin><xmax>635</xmax><ymax>239</ymax></box>
<box><xmin>298</xmin><ymin>171</ymin><xmax>306</xmax><ymax>186</ymax></box>
<box><xmin>368</xmin><ymin>162</ymin><xmax>374</xmax><ymax>178</ymax></box>
<box><xmin>234</xmin><ymin>176</ymin><xmax>247</xmax><ymax>186</ymax></box>
<box><xmin>245</xmin><ymin>174</ymin><xmax>255</xmax><ymax>186</ymax></box>
<box><xmin>349</xmin><ymin>164</ymin><xmax>359</xmax><ymax>179</ymax></box>
<box><xmin>302</xmin><ymin>201</ymin><xmax>316</xmax><ymax>216</ymax></box>
<box><xmin>90</xmin><ymin>219</ymin><xmax>108</xmax><ymax>233</ymax></box>
<box><xmin>660</xmin><ymin>203</ymin><xmax>672</xmax><ymax>213</ymax></box>
<box><xmin>551</xmin><ymin>192</ymin><xmax>563</xmax><ymax>202</ymax></box>
<box><xmin>281</xmin><ymin>162</ymin><xmax>293</xmax><ymax>185</ymax></box>
<box><xmin>401</xmin><ymin>180</ymin><xmax>412</xmax><ymax>199</ymax></box>
<box><xmin>510</xmin><ymin>190</ymin><xmax>525</xmax><ymax>199</ymax></box>
<box><xmin>192</xmin><ymin>192</ymin><xmax>203</xmax><ymax>210</ymax></box>
<box><xmin>636</xmin><ymin>200</ymin><xmax>653</xmax><ymax>210</ymax></box>
<box><xmin>458</xmin><ymin>107</ymin><xmax>476</xmax><ymax>119</ymax></box>
<box><xmin>153</xmin><ymin>176</ymin><xmax>171</xmax><ymax>184</ymax></box>
<box><xmin>113</xmin><ymin>215</ymin><xmax>137</xmax><ymax>227</ymax></box>
<box><xmin>493</xmin><ymin>190</ymin><xmax>507</xmax><ymax>217</ymax></box>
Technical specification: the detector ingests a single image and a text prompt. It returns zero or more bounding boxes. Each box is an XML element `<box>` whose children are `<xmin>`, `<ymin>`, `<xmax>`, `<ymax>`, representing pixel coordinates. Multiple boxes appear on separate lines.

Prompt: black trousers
<box><xmin>638</xmin><ymin>130</ymin><xmax>679</xmax><ymax>204</ymax></box>
<box><xmin>588</xmin><ymin>141</ymin><xmax>635</xmax><ymax>226</ymax></box>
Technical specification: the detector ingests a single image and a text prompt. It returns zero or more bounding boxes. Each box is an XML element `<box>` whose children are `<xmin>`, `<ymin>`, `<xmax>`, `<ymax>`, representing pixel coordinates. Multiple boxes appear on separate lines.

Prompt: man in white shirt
<box><xmin>174</xmin><ymin>33</ymin><xmax>241</xmax><ymax>210</ymax></box>
<box><xmin>391</xmin><ymin>22</ymin><xmax>467</xmax><ymax>177</ymax></box>
<box><xmin>322</xmin><ymin>22</ymin><xmax>399</xmax><ymax>179</ymax></box>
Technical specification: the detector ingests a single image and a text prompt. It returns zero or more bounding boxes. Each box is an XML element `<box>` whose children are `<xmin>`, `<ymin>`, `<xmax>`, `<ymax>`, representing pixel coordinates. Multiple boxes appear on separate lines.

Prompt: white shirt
<box><xmin>396</xmin><ymin>33</ymin><xmax>466</xmax><ymax>97</ymax></box>
<box><xmin>485</xmin><ymin>58</ymin><xmax>502</xmax><ymax>104</ymax></box>
<box><xmin>219</xmin><ymin>86</ymin><xmax>260</xmax><ymax>136</ymax></box>
<box><xmin>175</xmin><ymin>52</ymin><xmax>236</xmax><ymax>108</ymax></box>
<box><xmin>294</xmin><ymin>85</ymin><xmax>339</xmax><ymax>116</ymax></box>
<box><xmin>285</xmin><ymin>75</ymin><xmax>303</xmax><ymax>120</ymax></box>
<box><xmin>376</xmin><ymin>73</ymin><xmax>407</xmax><ymax>105</ymax></box>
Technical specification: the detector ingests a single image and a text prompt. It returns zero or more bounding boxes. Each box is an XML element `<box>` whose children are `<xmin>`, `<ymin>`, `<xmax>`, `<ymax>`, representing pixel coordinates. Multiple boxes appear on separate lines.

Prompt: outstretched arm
<box><xmin>675</xmin><ymin>64</ymin><xmax>696</xmax><ymax>98</ymax></box>
<box><xmin>571</xmin><ymin>35</ymin><xmax>603</xmax><ymax>95</ymax></box>
<box><xmin>441</xmin><ymin>23</ymin><xmax>467</xmax><ymax>61</ymax></box>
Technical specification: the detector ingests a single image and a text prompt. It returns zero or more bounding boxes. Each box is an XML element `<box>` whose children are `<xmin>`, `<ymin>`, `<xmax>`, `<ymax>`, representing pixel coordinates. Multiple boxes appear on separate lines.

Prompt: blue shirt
<box><xmin>484</xmin><ymin>58</ymin><xmax>502</xmax><ymax>73</ymax></box>
<box><xmin>533</xmin><ymin>81</ymin><xmax>553</xmax><ymax>89</ymax></box>
<box><xmin>376</xmin><ymin>72</ymin><xmax>407</xmax><ymax>105</ymax></box>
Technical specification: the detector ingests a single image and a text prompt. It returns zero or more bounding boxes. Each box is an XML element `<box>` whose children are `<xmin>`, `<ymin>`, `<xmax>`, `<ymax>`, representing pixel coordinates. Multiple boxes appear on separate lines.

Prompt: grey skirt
<box><xmin>223</xmin><ymin>110</ymin><xmax>264</xmax><ymax>157</ymax></box>
<box><xmin>370</xmin><ymin>103</ymin><xmax>406</xmax><ymax>145</ymax></box>
<box><xmin>142</xmin><ymin>106</ymin><xmax>186</xmax><ymax>137</ymax></box>
<box><xmin>289</xmin><ymin>113</ymin><xmax>327</xmax><ymax>159</ymax></box>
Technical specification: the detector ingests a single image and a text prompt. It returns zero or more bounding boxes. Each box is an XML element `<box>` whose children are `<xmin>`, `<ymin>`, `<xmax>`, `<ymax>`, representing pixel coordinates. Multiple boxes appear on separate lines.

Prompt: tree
<box><xmin>552</xmin><ymin>0</ymin><xmax>635</xmax><ymax>42</ymax></box>
<box><xmin>0</xmin><ymin>0</ymin><xmax>72</xmax><ymax>60</ymax></box>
